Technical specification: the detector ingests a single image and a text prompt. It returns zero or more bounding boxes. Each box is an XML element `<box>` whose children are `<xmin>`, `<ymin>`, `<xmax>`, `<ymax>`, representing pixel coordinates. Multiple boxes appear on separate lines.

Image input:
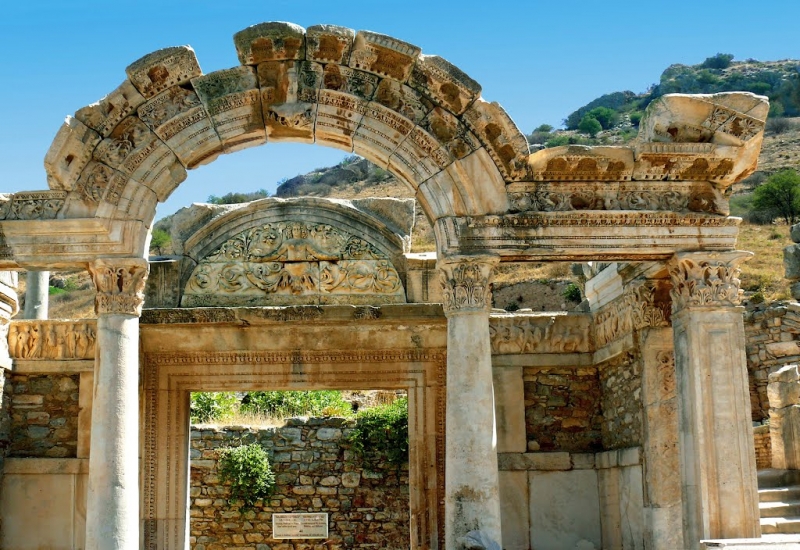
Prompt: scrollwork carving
<box><xmin>89</xmin><ymin>259</ymin><xmax>149</xmax><ymax>316</ymax></box>
<box><xmin>668</xmin><ymin>252</ymin><xmax>751</xmax><ymax>310</ymax></box>
<box><xmin>594</xmin><ymin>281</ymin><xmax>671</xmax><ymax>348</ymax></box>
<box><xmin>0</xmin><ymin>192</ymin><xmax>65</xmax><ymax>220</ymax></box>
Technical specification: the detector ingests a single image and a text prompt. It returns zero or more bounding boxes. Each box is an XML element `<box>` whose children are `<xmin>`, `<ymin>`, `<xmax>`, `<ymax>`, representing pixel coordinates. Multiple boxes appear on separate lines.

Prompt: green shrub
<box><xmin>753</xmin><ymin>169</ymin><xmax>800</xmax><ymax>224</ymax></box>
<box><xmin>348</xmin><ymin>396</ymin><xmax>408</xmax><ymax>466</ymax></box>
<box><xmin>48</xmin><ymin>286</ymin><xmax>66</xmax><ymax>296</ymax></box>
<box><xmin>585</xmin><ymin>107</ymin><xmax>619</xmax><ymax>130</ymax></box>
<box><xmin>240</xmin><ymin>391</ymin><xmax>351</xmax><ymax>418</ymax></box>
<box><xmin>190</xmin><ymin>392</ymin><xmax>239</xmax><ymax>423</ymax></box>
<box><xmin>533</xmin><ymin>123</ymin><xmax>554</xmax><ymax>133</ymax></box>
<box><xmin>701</xmin><ymin>53</ymin><xmax>734</xmax><ymax>70</ymax></box>
<box><xmin>218</xmin><ymin>443</ymin><xmax>275</xmax><ymax>508</ymax></box>
<box><xmin>629</xmin><ymin>111</ymin><xmax>643</xmax><ymax>127</ymax></box>
<box><xmin>544</xmin><ymin>134</ymin><xmax>571</xmax><ymax>148</ymax></box>
<box><xmin>562</xmin><ymin>283</ymin><xmax>582</xmax><ymax>303</ymax></box>
<box><xmin>578</xmin><ymin>116</ymin><xmax>602</xmax><ymax>137</ymax></box>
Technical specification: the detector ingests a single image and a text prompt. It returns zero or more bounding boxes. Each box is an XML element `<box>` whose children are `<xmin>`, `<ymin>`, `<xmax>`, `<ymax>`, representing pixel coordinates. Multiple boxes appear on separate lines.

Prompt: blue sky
<box><xmin>1</xmin><ymin>1</ymin><xmax>797</xmax><ymax>219</ymax></box>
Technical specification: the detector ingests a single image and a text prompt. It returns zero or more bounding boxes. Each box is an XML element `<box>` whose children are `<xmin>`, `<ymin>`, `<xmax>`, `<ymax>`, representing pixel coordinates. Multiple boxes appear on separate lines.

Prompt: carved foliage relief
<box><xmin>183</xmin><ymin>221</ymin><xmax>405</xmax><ymax>306</ymax></box>
<box><xmin>668</xmin><ymin>252</ymin><xmax>750</xmax><ymax>310</ymax></box>
<box><xmin>438</xmin><ymin>259</ymin><xmax>495</xmax><ymax>314</ymax></box>
<box><xmin>89</xmin><ymin>259</ymin><xmax>149</xmax><ymax>316</ymax></box>
<box><xmin>0</xmin><ymin>192</ymin><xmax>65</xmax><ymax>220</ymax></box>
<box><xmin>594</xmin><ymin>282</ymin><xmax>671</xmax><ymax>349</ymax></box>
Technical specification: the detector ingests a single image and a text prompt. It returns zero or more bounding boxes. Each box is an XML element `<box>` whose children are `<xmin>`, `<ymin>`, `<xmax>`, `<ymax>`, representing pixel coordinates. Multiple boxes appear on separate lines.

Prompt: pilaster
<box><xmin>668</xmin><ymin>251</ymin><xmax>760</xmax><ymax>545</ymax></box>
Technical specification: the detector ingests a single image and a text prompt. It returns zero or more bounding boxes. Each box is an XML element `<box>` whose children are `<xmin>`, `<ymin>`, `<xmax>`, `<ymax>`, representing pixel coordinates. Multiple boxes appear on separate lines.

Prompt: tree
<box><xmin>578</xmin><ymin>115</ymin><xmax>602</xmax><ymax>137</ymax></box>
<box><xmin>534</xmin><ymin>124</ymin><xmax>554</xmax><ymax>133</ymax></box>
<box><xmin>586</xmin><ymin>107</ymin><xmax>619</xmax><ymax>130</ymax></box>
<box><xmin>701</xmin><ymin>53</ymin><xmax>734</xmax><ymax>70</ymax></box>
<box><xmin>150</xmin><ymin>229</ymin><xmax>172</xmax><ymax>256</ymax></box>
<box><xmin>752</xmin><ymin>169</ymin><xmax>800</xmax><ymax>224</ymax></box>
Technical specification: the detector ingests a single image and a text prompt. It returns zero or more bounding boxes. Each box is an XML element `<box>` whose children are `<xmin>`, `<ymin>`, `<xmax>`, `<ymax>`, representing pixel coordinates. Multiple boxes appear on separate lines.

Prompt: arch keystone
<box><xmin>234</xmin><ymin>22</ymin><xmax>306</xmax><ymax>65</ymax></box>
<box><xmin>125</xmin><ymin>46</ymin><xmax>202</xmax><ymax>99</ymax></box>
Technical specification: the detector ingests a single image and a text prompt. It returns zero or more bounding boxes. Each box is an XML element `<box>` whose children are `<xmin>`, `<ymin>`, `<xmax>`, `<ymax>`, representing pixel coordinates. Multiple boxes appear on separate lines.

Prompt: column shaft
<box><xmin>23</xmin><ymin>270</ymin><xmax>48</xmax><ymax>320</ymax></box>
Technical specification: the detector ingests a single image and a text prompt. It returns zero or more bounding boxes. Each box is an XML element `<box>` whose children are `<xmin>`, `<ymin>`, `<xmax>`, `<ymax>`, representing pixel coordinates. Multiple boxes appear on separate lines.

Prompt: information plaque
<box><xmin>272</xmin><ymin>512</ymin><xmax>329</xmax><ymax>539</ymax></box>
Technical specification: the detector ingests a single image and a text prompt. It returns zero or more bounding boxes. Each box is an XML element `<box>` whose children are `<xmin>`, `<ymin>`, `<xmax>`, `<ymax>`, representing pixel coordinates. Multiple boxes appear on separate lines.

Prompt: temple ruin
<box><xmin>0</xmin><ymin>20</ymin><xmax>793</xmax><ymax>550</ymax></box>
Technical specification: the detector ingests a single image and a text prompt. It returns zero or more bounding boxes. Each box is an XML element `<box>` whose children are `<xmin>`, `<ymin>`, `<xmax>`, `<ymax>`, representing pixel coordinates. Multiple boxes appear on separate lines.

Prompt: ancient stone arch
<box><xmin>0</xmin><ymin>19</ymin><xmax>774</xmax><ymax>550</ymax></box>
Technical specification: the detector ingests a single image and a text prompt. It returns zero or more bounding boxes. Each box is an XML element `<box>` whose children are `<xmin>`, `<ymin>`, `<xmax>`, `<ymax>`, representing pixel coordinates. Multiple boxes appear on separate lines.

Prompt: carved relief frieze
<box><xmin>464</xmin><ymin>211</ymin><xmax>741</xmax><ymax>229</ymax></box>
<box><xmin>0</xmin><ymin>192</ymin><xmax>66</xmax><ymax>220</ymax></box>
<box><xmin>349</xmin><ymin>31</ymin><xmax>421</xmax><ymax>82</ymax></box>
<box><xmin>183</xmin><ymin>222</ymin><xmax>405</xmax><ymax>306</ymax></box>
<box><xmin>490</xmin><ymin>314</ymin><xmax>591</xmax><ymax>354</ymax></box>
<box><xmin>89</xmin><ymin>259</ymin><xmax>149</xmax><ymax>316</ymax></box>
<box><xmin>306</xmin><ymin>25</ymin><xmax>354</xmax><ymax>65</ymax></box>
<box><xmin>462</xmin><ymin>99</ymin><xmax>530</xmax><ymax>181</ymax></box>
<box><xmin>507</xmin><ymin>181</ymin><xmax>727</xmax><ymax>215</ymax></box>
<box><xmin>125</xmin><ymin>46</ymin><xmax>202</xmax><ymax>99</ymax></box>
<box><xmin>8</xmin><ymin>320</ymin><xmax>96</xmax><ymax>360</ymax></box>
<box><xmin>528</xmin><ymin>146</ymin><xmax>634</xmax><ymax>181</ymax></box>
<box><xmin>702</xmin><ymin>105</ymin><xmax>764</xmax><ymax>142</ymax></box>
<box><xmin>593</xmin><ymin>281</ymin><xmax>671</xmax><ymax>349</ymax></box>
<box><xmin>438</xmin><ymin>258</ymin><xmax>496</xmax><ymax>315</ymax></box>
<box><xmin>668</xmin><ymin>251</ymin><xmax>752</xmax><ymax>310</ymax></box>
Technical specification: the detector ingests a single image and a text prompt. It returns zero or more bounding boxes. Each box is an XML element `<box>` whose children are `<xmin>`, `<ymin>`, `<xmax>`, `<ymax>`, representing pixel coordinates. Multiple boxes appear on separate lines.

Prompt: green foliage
<box><xmin>347</xmin><ymin>397</ymin><xmax>408</xmax><ymax>466</ymax></box>
<box><xmin>240</xmin><ymin>391</ymin><xmax>351</xmax><ymax>418</ymax></box>
<box><xmin>190</xmin><ymin>392</ymin><xmax>239</xmax><ymax>423</ymax></box>
<box><xmin>534</xmin><ymin>124</ymin><xmax>554</xmax><ymax>133</ymax></box>
<box><xmin>565</xmin><ymin>91</ymin><xmax>636</xmax><ymax>129</ymax></box>
<box><xmin>701</xmin><ymin>53</ymin><xmax>734</xmax><ymax>70</ymax></box>
<box><xmin>562</xmin><ymin>283</ymin><xmax>582</xmax><ymax>303</ymax></box>
<box><xmin>217</xmin><ymin>443</ymin><xmax>276</xmax><ymax>508</ymax></box>
<box><xmin>207</xmin><ymin>189</ymin><xmax>270</xmax><ymax>205</ymax></box>
<box><xmin>544</xmin><ymin>134</ymin><xmax>571</xmax><ymax>148</ymax></box>
<box><xmin>629</xmin><ymin>111</ymin><xmax>643</xmax><ymax>127</ymax></box>
<box><xmin>578</xmin><ymin>115</ymin><xmax>602</xmax><ymax>137</ymax></box>
<box><xmin>585</xmin><ymin>107</ymin><xmax>619</xmax><ymax>130</ymax></box>
<box><xmin>149</xmin><ymin>229</ymin><xmax>171</xmax><ymax>256</ymax></box>
<box><xmin>753</xmin><ymin>169</ymin><xmax>800</xmax><ymax>224</ymax></box>
<box><xmin>48</xmin><ymin>286</ymin><xmax>66</xmax><ymax>296</ymax></box>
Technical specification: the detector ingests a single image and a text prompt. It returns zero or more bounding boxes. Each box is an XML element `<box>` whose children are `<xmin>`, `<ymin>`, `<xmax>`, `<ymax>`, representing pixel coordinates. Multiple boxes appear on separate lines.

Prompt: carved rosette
<box><xmin>668</xmin><ymin>251</ymin><xmax>752</xmax><ymax>311</ymax></box>
<box><xmin>89</xmin><ymin>259</ymin><xmax>149</xmax><ymax>316</ymax></box>
<box><xmin>438</xmin><ymin>257</ymin><xmax>498</xmax><ymax>315</ymax></box>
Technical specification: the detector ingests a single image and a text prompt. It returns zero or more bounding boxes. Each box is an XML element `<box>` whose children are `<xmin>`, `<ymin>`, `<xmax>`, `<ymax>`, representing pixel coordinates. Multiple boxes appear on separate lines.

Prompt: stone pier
<box><xmin>669</xmin><ymin>251</ymin><xmax>760</xmax><ymax>544</ymax></box>
<box><xmin>85</xmin><ymin>259</ymin><xmax>147</xmax><ymax>550</ymax></box>
<box><xmin>439</xmin><ymin>256</ymin><xmax>502</xmax><ymax>549</ymax></box>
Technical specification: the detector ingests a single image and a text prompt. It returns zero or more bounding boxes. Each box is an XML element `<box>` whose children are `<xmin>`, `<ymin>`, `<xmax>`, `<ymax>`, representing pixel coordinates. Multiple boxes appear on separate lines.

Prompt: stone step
<box><xmin>760</xmin><ymin>516</ymin><xmax>800</xmax><ymax>535</ymax></box>
<box><xmin>758</xmin><ymin>469</ymin><xmax>800</xmax><ymax>489</ymax></box>
<box><xmin>760</xmin><ymin>500</ymin><xmax>800</xmax><ymax>519</ymax></box>
<box><xmin>760</xmin><ymin>486</ymin><xmax>800</xmax><ymax>503</ymax></box>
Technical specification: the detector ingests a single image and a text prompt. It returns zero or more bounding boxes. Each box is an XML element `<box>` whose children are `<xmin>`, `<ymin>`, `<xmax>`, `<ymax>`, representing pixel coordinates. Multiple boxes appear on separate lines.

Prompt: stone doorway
<box><xmin>138</xmin><ymin>305</ymin><xmax>447</xmax><ymax>550</ymax></box>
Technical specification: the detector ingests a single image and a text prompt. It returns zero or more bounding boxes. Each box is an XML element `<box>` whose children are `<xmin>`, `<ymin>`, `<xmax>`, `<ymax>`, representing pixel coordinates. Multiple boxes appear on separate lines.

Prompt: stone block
<box><xmin>44</xmin><ymin>116</ymin><xmax>102</xmax><ymax>191</ymax></box>
<box><xmin>529</xmin><ymin>470</ymin><xmax>601</xmax><ymax>550</ymax></box>
<box><xmin>499</xmin><ymin>471</ymin><xmax>529</xmax><ymax>550</ymax></box>
<box><xmin>234</xmin><ymin>22</ymin><xmax>306</xmax><ymax>65</ymax></box>
<box><xmin>498</xmin><ymin>452</ymin><xmax>571</xmax><ymax>471</ymax></box>
<box><xmin>125</xmin><ymin>46</ymin><xmax>202</xmax><ymax>99</ymax></box>
<box><xmin>409</xmin><ymin>55</ymin><xmax>481</xmax><ymax>116</ymax></box>
<box><xmin>768</xmin><ymin>365</ymin><xmax>800</xmax><ymax>408</ymax></box>
<box><xmin>75</xmin><ymin>79</ymin><xmax>147</xmax><ymax>138</ymax></box>
<box><xmin>305</xmin><ymin>25</ymin><xmax>354</xmax><ymax>64</ymax></box>
<box><xmin>349</xmin><ymin>31</ymin><xmax>420</xmax><ymax>82</ymax></box>
<box><xmin>785</xmin><ymin>245</ymin><xmax>800</xmax><ymax>281</ymax></box>
<box><xmin>493</xmin><ymin>367</ymin><xmax>526</xmax><ymax>453</ymax></box>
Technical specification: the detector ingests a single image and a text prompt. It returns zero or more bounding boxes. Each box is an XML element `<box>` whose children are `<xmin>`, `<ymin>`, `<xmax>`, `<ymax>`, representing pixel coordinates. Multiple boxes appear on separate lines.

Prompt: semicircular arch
<box><xmin>43</xmin><ymin>22</ymin><xmax>530</xmax><ymax>258</ymax></box>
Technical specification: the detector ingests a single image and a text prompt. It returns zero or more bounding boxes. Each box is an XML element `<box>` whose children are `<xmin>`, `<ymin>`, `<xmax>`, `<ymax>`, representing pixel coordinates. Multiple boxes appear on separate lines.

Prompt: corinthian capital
<box><xmin>667</xmin><ymin>251</ymin><xmax>752</xmax><ymax>311</ymax></box>
<box><xmin>437</xmin><ymin>256</ymin><xmax>498</xmax><ymax>315</ymax></box>
<box><xmin>89</xmin><ymin>259</ymin><xmax>149</xmax><ymax>316</ymax></box>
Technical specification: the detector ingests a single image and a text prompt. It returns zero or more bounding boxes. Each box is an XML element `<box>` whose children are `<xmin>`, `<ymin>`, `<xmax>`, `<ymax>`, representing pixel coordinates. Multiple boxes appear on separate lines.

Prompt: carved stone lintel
<box><xmin>437</xmin><ymin>256</ymin><xmax>498</xmax><ymax>315</ymax></box>
<box><xmin>594</xmin><ymin>280</ymin><xmax>672</xmax><ymax>348</ymax></box>
<box><xmin>668</xmin><ymin>251</ymin><xmax>752</xmax><ymax>311</ymax></box>
<box><xmin>89</xmin><ymin>259</ymin><xmax>149</xmax><ymax>316</ymax></box>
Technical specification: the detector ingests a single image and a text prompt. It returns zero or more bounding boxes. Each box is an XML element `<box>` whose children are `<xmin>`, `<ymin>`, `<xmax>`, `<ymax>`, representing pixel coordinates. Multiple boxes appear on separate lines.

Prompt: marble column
<box><xmin>23</xmin><ymin>270</ymin><xmax>49</xmax><ymax>320</ymax></box>
<box><xmin>85</xmin><ymin>259</ymin><xmax>148</xmax><ymax>550</ymax></box>
<box><xmin>668</xmin><ymin>251</ymin><xmax>760</xmax><ymax>545</ymax></box>
<box><xmin>438</xmin><ymin>255</ymin><xmax>502</xmax><ymax>549</ymax></box>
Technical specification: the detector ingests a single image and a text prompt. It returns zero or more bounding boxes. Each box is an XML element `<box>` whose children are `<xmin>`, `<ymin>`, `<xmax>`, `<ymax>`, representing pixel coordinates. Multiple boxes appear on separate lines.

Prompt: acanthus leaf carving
<box><xmin>668</xmin><ymin>251</ymin><xmax>752</xmax><ymax>310</ymax></box>
<box><xmin>438</xmin><ymin>257</ymin><xmax>497</xmax><ymax>315</ymax></box>
<box><xmin>594</xmin><ymin>281</ymin><xmax>671</xmax><ymax>349</ymax></box>
<box><xmin>89</xmin><ymin>259</ymin><xmax>149</xmax><ymax>316</ymax></box>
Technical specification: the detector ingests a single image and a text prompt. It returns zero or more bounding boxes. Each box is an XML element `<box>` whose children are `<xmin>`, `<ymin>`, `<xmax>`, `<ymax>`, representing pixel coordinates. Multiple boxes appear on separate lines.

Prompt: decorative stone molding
<box><xmin>668</xmin><ymin>251</ymin><xmax>752</xmax><ymax>311</ymax></box>
<box><xmin>89</xmin><ymin>259</ymin><xmax>149</xmax><ymax>316</ymax></box>
<box><xmin>490</xmin><ymin>314</ymin><xmax>591</xmax><ymax>354</ymax></box>
<box><xmin>437</xmin><ymin>256</ymin><xmax>498</xmax><ymax>315</ymax></box>
<box><xmin>0</xmin><ymin>192</ymin><xmax>66</xmax><ymax>220</ymax></box>
<box><xmin>594</xmin><ymin>280</ymin><xmax>671</xmax><ymax>348</ymax></box>
<box><xmin>8</xmin><ymin>321</ymin><xmax>96</xmax><ymax>360</ymax></box>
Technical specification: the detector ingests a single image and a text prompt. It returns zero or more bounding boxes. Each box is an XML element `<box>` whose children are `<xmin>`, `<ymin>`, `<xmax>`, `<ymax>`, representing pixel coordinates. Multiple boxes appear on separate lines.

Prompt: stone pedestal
<box><xmin>23</xmin><ymin>270</ymin><xmax>49</xmax><ymax>320</ymax></box>
<box><xmin>767</xmin><ymin>364</ymin><xmax>800</xmax><ymax>469</ymax></box>
<box><xmin>669</xmin><ymin>252</ymin><xmax>760</xmax><ymax>545</ymax></box>
<box><xmin>85</xmin><ymin>259</ymin><xmax>147</xmax><ymax>550</ymax></box>
<box><xmin>438</xmin><ymin>256</ymin><xmax>502</xmax><ymax>549</ymax></box>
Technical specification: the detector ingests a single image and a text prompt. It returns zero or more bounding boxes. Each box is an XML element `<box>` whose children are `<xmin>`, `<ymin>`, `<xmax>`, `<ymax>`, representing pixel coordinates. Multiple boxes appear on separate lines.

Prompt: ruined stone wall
<box><xmin>7</xmin><ymin>374</ymin><xmax>79</xmax><ymax>458</ymax></box>
<box><xmin>599</xmin><ymin>352</ymin><xmax>643</xmax><ymax>450</ymax></box>
<box><xmin>753</xmin><ymin>424</ymin><xmax>772</xmax><ymax>470</ymax></box>
<box><xmin>190</xmin><ymin>418</ymin><xmax>409</xmax><ymax>550</ymax></box>
<box><xmin>744</xmin><ymin>304</ymin><xmax>800</xmax><ymax>422</ymax></box>
<box><xmin>523</xmin><ymin>367</ymin><xmax>602</xmax><ymax>452</ymax></box>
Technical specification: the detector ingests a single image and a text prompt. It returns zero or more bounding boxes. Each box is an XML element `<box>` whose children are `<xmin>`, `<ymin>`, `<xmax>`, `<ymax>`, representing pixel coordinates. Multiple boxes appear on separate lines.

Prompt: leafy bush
<box><xmin>207</xmin><ymin>189</ymin><xmax>269</xmax><ymax>205</ymax></box>
<box><xmin>348</xmin><ymin>396</ymin><xmax>408</xmax><ymax>465</ymax></box>
<box><xmin>629</xmin><ymin>111</ymin><xmax>643</xmax><ymax>127</ymax></box>
<box><xmin>578</xmin><ymin>116</ymin><xmax>602</xmax><ymax>137</ymax></box>
<box><xmin>48</xmin><ymin>286</ymin><xmax>66</xmax><ymax>296</ymax></box>
<box><xmin>562</xmin><ymin>283</ymin><xmax>582</xmax><ymax>303</ymax></box>
<box><xmin>240</xmin><ymin>391</ymin><xmax>351</xmax><ymax>418</ymax></box>
<box><xmin>149</xmin><ymin>229</ymin><xmax>172</xmax><ymax>256</ymax></box>
<box><xmin>701</xmin><ymin>53</ymin><xmax>734</xmax><ymax>70</ymax></box>
<box><xmin>544</xmin><ymin>134</ymin><xmax>571</xmax><ymax>148</ymax></box>
<box><xmin>767</xmin><ymin>117</ymin><xmax>795</xmax><ymax>135</ymax></box>
<box><xmin>534</xmin><ymin>124</ymin><xmax>554</xmax><ymax>133</ymax></box>
<box><xmin>585</xmin><ymin>107</ymin><xmax>619</xmax><ymax>130</ymax></box>
<box><xmin>190</xmin><ymin>392</ymin><xmax>239</xmax><ymax>423</ymax></box>
<box><xmin>218</xmin><ymin>443</ymin><xmax>276</xmax><ymax>508</ymax></box>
